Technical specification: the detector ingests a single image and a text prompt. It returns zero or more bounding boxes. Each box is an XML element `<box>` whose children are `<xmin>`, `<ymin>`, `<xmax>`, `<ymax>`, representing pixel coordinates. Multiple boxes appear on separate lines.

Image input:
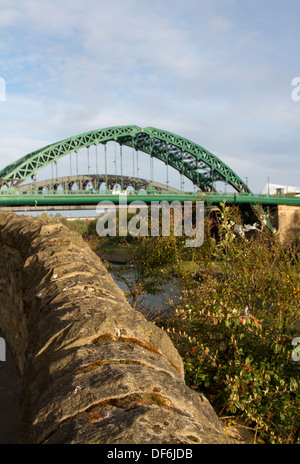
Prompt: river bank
<box><xmin>97</xmin><ymin>251</ymin><xmax>133</xmax><ymax>264</ymax></box>
<box><xmin>96</xmin><ymin>238</ymin><xmax>136</xmax><ymax>264</ymax></box>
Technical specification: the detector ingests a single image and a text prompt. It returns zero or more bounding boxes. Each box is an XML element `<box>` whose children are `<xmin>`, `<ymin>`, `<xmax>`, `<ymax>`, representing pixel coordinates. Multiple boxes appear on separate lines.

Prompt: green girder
<box><xmin>0</xmin><ymin>125</ymin><xmax>251</xmax><ymax>193</ymax></box>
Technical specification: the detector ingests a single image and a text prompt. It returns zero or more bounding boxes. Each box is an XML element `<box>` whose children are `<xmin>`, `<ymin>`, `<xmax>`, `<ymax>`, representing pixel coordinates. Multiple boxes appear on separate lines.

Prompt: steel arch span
<box><xmin>0</xmin><ymin>125</ymin><xmax>251</xmax><ymax>193</ymax></box>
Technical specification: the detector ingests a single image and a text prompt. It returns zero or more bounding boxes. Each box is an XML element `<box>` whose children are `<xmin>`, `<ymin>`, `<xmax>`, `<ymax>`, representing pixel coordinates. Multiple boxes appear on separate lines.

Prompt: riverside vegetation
<box><xmin>39</xmin><ymin>204</ymin><xmax>300</xmax><ymax>444</ymax></box>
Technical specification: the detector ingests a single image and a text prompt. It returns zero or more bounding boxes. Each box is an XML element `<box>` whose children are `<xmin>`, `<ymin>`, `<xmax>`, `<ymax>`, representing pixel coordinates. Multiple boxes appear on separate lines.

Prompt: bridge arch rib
<box><xmin>0</xmin><ymin>125</ymin><xmax>251</xmax><ymax>193</ymax></box>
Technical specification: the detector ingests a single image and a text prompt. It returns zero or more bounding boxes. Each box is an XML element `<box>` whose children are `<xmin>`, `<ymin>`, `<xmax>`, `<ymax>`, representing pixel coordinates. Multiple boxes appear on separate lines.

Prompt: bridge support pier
<box><xmin>273</xmin><ymin>204</ymin><xmax>300</xmax><ymax>242</ymax></box>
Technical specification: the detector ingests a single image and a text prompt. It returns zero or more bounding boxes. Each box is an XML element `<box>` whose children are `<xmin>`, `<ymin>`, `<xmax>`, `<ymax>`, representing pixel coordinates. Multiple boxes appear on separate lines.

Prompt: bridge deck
<box><xmin>0</xmin><ymin>190</ymin><xmax>299</xmax><ymax>209</ymax></box>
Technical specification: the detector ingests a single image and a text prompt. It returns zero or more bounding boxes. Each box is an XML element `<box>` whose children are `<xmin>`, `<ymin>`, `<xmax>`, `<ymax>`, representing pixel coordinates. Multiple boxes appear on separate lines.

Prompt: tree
<box><xmin>108</xmin><ymin>234</ymin><xmax>181</xmax><ymax>312</ymax></box>
<box><xmin>164</xmin><ymin>203</ymin><xmax>300</xmax><ymax>443</ymax></box>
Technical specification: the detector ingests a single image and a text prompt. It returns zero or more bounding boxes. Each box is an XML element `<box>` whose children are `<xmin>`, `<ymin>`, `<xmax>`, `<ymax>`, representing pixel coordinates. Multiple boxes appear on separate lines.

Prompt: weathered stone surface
<box><xmin>45</xmin><ymin>404</ymin><xmax>228</xmax><ymax>444</ymax></box>
<box><xmin>0</xmin><ymin>212</ymin><xmax>234</xmax><ymax>444</ymax></box>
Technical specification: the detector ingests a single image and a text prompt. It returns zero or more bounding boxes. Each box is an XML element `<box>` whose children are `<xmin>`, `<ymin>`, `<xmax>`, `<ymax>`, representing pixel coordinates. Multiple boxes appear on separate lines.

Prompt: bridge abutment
<box><xmin>0</xmin><ymin>212</ymin><xmax>232</xmax><ymax>444</ymax></box>
<box><xmin>273</xmin><ymin>204</ymin><xmax>300</xmax><ymax>242</ymax></box>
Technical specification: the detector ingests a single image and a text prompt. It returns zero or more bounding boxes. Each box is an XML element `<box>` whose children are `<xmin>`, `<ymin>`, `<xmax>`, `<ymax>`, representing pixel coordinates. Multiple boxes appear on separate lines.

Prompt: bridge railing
<box><xmin>0</xmin><ymin>188</ymin><xmax>297</xmax><ymax>196</ymax></box>
<box><xmin>0</xmin><ymin>188</ymin><xmax>299</xmax><ymax>203</ymax></box>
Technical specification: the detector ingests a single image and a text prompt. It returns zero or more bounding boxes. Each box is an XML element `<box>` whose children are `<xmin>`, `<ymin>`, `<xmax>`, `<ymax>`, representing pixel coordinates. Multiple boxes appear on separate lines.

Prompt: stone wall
<box><xmin>0</xmin><ymin>212</ymin><xmax>231</xmax><ymax>444</ymax></box>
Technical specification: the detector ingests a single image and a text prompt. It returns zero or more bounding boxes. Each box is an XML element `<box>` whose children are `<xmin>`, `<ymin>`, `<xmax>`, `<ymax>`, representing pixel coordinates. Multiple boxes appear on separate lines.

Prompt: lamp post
<box><xmin>267</xmin><ymin>176</ymin><xmax>270</xmax><ymax>196</ymax></box>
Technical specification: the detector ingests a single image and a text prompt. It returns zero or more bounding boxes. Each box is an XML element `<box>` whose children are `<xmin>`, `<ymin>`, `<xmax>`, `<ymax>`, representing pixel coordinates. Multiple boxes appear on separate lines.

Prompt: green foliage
<box><xmin>165</xmin><ymin>203</ymin><xmax>300</xmax><ymax>443</ymax></box>
<box><xmin>46</xmin><ymin>206</ymin><xmax>299</xmax><ymax>443</ymax></box>
<box><xmin>107</xmin><ymin>235</ymin><xmax>181</xmax><ymax>310</ymax></box>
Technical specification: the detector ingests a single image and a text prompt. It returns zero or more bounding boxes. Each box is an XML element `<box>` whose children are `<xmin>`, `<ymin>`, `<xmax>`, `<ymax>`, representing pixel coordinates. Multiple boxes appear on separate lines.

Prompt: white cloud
<box><xmin>0</xmin><ymin>0</ymin><xmax>299</xmax><ymax>193</ymax></box>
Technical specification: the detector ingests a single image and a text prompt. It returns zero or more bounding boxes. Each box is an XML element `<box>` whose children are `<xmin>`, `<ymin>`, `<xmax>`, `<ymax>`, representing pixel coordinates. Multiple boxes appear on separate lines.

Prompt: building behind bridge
<box><xmin>262</xmin><ymin>183</ymin><xmax>300</xmax><ymax>196</ymax></box>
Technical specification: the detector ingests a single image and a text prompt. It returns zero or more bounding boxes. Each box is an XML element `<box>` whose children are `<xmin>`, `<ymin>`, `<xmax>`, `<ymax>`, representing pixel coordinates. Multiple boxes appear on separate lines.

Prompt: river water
<box><xmin>108</xmin><ymin>263</ymin><xmax>182</xmax><ymax>319</ymax></box>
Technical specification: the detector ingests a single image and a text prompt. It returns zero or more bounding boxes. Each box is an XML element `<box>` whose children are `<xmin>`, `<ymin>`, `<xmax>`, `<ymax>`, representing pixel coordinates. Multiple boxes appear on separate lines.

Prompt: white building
<box><xmin>262</xmin><ymin>183</ymin><xmax>300</xmax><ymax>195</ymax></box>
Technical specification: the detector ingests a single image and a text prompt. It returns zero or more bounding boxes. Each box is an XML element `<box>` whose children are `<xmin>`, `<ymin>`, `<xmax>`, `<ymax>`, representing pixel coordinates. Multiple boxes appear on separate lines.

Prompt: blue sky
<box><xmin>0</xmin><ymin>0</ymin><xmax>300</xmax><ymax>193</ymax></box>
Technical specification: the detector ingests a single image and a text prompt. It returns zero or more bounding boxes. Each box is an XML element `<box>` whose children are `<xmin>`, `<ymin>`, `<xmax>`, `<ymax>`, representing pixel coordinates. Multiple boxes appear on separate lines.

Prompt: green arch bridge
<box><xmin>0</xmin><ymin>125</ymin><xmax>299</xmax><ymax>211</ymax></box>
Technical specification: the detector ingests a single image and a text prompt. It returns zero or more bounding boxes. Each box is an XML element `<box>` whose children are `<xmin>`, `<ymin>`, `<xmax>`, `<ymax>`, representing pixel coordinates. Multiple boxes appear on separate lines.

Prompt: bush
<box><xmin>164</xmin><ymin>203</ymin><xmax>300</xmax><ymax>444</ymax></box>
